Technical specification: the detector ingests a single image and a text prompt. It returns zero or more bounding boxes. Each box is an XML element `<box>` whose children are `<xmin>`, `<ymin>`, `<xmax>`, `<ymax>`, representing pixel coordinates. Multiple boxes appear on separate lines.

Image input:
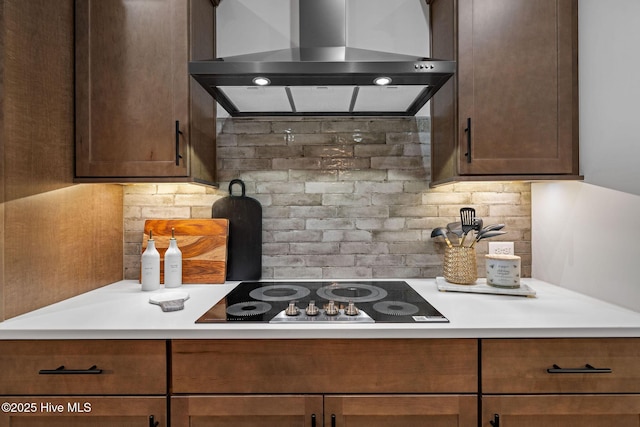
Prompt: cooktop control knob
<box><xmin>305</xmin><ymin>300</ymin><xmax>319</xmax><ymax>316</ymax></box>
<box><xmin>325</xmin><ymin>300</ymin><xmax>339</xmax><ymax>316</ymax></box>
<box><xmin>285</xmin><ymin>301</ymin><xmax>300</xmax><ymax>316</ymax></box>
<box><xmin>344</xmin><ymin>301</ymin><xmax>359</xmax><ymax>316</ymax></box>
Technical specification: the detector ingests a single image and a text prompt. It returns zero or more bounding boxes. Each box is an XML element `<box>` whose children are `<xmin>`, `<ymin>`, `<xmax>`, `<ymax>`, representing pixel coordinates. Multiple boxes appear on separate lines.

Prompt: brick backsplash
<box><xmin>123</xmin><ymin>117</ymin><xmax>531</xmax><ymax>281</ymax></box>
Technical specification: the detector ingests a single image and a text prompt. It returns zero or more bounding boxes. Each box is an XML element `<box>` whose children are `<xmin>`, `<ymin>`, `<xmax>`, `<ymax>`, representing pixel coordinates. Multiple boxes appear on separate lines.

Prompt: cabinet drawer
<box><xmin>0</xmin><ymin>340</ymin><xmax>166</xmax><ymax>395</ymax></box>
<box><xmin>171</xmin><ymin>339</ymin><xmax>478</xmax><ymax>394</ymax></box>
<box><xmin>482</xmin><ymin>338</ymin><xmax>640</xmax><ymax>393</ymax></box>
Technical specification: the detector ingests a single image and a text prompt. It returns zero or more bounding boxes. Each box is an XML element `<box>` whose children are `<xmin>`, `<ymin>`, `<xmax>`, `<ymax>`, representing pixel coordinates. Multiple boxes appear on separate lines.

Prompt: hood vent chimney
<box><xmin>189</xmin><ymin>0</ymin><xmax>455</xmax><ymax>116</ymax></box>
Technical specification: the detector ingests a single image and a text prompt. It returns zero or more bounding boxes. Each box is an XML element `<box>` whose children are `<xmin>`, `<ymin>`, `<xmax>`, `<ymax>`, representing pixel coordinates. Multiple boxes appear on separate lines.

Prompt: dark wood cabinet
<box><xmin>481</xmin><ymin>338</ymin><xmax>640</xmax><ymax>394</ymax></box>
<box><xmin>171</xmin><ymin>395</ymin><xmax>323</xmax><ymax>427</ymax></box>
<box><xmin>326</xmin><ymin>395</ymin><xmax>477</xmax><ymax>427</ymax></box>
<box><xmin>482</xmin><ymin>395</ymin><xmax>640</xmax><ymax>427</ymax></box>
<box><xmin>0</xmin><ymin>340</ymin><xmax>167</xmax><ymax>425</ymax></box>
<box><xmin>171</xmin><ymin>339</ymin><xmax>478</xmax><ymax>426</ymax></box>
<box><xmin>480</xmin><ymin>338</ymin><xmax>640</xmax><ymax>426</ymax></box>
<box><xmin>0</xmin><ymin>397</ymin><xmax>166</xmax><ymax>427</ymax></box>
<box><xmin>3</xmin><ymin>337</ymin><xmax>639</xmax><ymax>426</ymax></box>
<box><xmin>172</xmin><ymin>394</ymin><xmax>476</xmax><ymax>427</ymax></box>
<box><xmin>75</xmin><ymin>0</ymin><xmax>217</xmax><ymax>185</ymax></box>
<box><xmin>429</xmin><ymin>0</ymin><xmax>580</xmax><ymax>185</ymax></box>
<box><xmin>171</xmin><ymin>339</ymin><xmax>478</xmax><ymax>394</ymax></box>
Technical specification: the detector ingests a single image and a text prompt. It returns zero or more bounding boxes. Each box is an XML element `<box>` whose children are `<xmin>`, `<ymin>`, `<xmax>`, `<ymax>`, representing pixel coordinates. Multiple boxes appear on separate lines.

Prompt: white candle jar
<box><xmin>485</xmin><ymin>254</ymin><xmax>521</xmax><ymax>288</ymax></box>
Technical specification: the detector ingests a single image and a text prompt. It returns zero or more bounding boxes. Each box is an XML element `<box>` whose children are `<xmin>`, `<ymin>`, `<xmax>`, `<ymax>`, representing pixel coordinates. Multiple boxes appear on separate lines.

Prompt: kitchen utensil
<box><xmin>481</xmin><ymin>223</ymin><xmax>505</xmax><ymax>233</ymax></box>
<box><xmin>430</xmin><ymin>227</ymin><xmax>453</xmax><ymax>248</ymax></box>
<box><xmin>142</xmin><ymin>219</ymin><xmax>229</xmax><ymax>284</ymax></box>
<box><xmin>475</xmin><ymin>224</ymin><xmax>505</xmax><ymax>239</ymax></box>
<box><xmin>447</xmin><ymin>221</ymin><xmax>463</xmax><ymax>237</ymax></box>
<box><xmin>472</xmin><ymin>218</ymin><xmax>483</xmax><ymax>243</ymax></box>
<box><xmin>470</xmin><ymin>230</ymin><xmax>507</xmax><ymax>247</ymax></box>
<box><xmin>459</xmin><ymin>207</ymin><xmax>476</xmax><ymax>246</ymax></box>
<box><xmin>446</xmin><ymin>222</ymin><xmax>463</xmax><ymax>245</ymax></box>
<box><xmin>471</xmin><ymin>224</ymin><xmax>506</xmax><ymax>248</ymax></box>
<box><xmin>212</xmin><ymin>179</ymin><xmax>263</xmax><ymax>280</ymax></box>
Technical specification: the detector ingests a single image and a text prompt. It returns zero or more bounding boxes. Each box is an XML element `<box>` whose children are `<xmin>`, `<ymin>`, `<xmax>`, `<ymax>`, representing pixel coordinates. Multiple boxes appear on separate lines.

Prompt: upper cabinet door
<box><xmin>457</xmin><ymin>0</ymin><xmax>577</xmax><ymax>176</ymax></box>
<box><xmin>430</xmin><ymin>0</ymin><xmax>579</xmax><ymax>184</ymax></box>
<box><xmin>75</xmin><ymin>0</ymin><xmax>215</xmax><ymax>181</ymax></box>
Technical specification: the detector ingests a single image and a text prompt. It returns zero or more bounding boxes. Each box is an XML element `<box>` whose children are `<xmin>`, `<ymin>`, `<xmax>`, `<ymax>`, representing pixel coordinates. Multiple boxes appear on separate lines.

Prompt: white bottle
<box><xmin>164</xmin><ymin>228</ymin><xmax>182</xmax><ymax>288</ymax></box>
<box><xmin>141</xmin><ymin>230</ymin><xmax>160</xmax><ymax>291</ymax></box>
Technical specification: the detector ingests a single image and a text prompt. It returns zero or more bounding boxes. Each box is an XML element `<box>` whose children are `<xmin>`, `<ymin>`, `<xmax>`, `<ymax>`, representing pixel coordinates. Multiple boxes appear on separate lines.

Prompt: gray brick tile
<box><xmin>122</xmin><ymin>116</ymin><xmax>532</xmax><ymax>280</ymax></box>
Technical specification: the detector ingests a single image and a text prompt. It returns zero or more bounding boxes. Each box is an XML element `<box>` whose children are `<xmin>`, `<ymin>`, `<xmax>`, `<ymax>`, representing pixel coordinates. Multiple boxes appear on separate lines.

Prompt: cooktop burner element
<box><xmin>316</xmin><ymin>282</ymin><xmax>388</xmax><ymax>303</ymax></box>
<box><xmin>373</xmin><ymin>301</ymin><xmax>420</xmax><ymax>316</ymax></box>
<box><xmin>249</xmin><ymin>284</ymin><xmax>311</xmax><ymax>301</ymax></box>
<box><xmin>226</xmin><ymin>301</ymin><xmax>272</xmax><ymax>317</ymax></box>
<box><xmin>196</xmin><ymin>281</ymin><xmax>449</xmax><ymax>324</ymax></box>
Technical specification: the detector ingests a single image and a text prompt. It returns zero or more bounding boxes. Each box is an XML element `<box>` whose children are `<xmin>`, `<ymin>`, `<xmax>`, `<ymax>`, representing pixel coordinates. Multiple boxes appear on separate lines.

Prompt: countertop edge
<box><xmin>2</xmin><ymin>328</ymin><xmax>640</xmax><ymax>340</ymax></box>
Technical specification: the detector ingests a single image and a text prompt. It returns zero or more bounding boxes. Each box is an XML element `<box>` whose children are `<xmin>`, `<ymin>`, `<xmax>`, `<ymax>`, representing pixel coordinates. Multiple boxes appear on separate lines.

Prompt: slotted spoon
<box><xmin>459</xmin><ymin>207</ymin><xmax>476</xmax><ymax>246</ymax></box>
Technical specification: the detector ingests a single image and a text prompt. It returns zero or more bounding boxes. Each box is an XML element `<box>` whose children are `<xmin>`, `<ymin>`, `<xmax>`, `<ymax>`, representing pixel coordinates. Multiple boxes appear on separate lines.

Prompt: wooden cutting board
<box><xmin>141</xmin><ymin>219</ymin><xmax>229</xmax><ymax>284</ymax></box>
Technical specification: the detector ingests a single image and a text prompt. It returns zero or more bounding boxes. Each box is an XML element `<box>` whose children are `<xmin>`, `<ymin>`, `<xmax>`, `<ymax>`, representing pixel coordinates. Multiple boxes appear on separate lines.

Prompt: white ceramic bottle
<box><xmin>164</xmin><ymin>228</ymin><xmax>182</xmax><ymax>288</ymax></box>
<box><xmin>141</xmin><ymin>230</ymin><xmax>160</xmax><ymax>291</ymax></box>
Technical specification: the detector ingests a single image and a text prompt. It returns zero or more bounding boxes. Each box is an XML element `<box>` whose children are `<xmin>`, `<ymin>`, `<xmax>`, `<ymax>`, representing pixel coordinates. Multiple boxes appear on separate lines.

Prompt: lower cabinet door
<box><xmin>171</xmin><ymin>395</ymin><xmax>323</xmax><ymax>427</ymax></box>
<box><xmin>482</xmin><ymin>395</ymin><xmax>640</xmax><ymax>427</ymax></box>
<box><xmin>0</xmin><ymin>397</ymin><xmax>166</xmax><ymax>426</ymax></box>
<box><xmin>325</xmin><ymin>395</ymin><xmax>477</xmax><ymax>427</ymax></box>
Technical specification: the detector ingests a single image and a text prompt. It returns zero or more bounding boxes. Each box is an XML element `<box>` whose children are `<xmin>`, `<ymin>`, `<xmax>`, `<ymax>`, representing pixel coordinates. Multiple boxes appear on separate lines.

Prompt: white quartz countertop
<box><xmin>1</xmin><ymin>278</ymin><xmax>639</xmax><ymax>339</ymax></box>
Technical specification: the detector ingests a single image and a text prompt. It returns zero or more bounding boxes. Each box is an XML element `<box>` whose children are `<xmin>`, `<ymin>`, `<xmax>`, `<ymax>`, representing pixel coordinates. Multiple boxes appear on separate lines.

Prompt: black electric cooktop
<box><xmin>196</xmin><ymin>280</ymin><xmax>448</xmax><ymax>324</ymax></box>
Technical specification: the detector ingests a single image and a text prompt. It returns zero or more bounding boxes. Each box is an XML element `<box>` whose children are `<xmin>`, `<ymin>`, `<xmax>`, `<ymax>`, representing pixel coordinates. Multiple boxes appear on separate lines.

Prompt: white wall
<box><xmin>578</xmin><ymin>0</ymin><xmax>640</xmax><ymax>196</ymax></box>
<box><xmin>532</xmin><ymin>182</ymin><xmax>640</xmax><ymax>311</ymax></box>
<box><xmin>532</xmin><ymin>0</ymin><xmax>640</xmax><ymax>311</ymax></box>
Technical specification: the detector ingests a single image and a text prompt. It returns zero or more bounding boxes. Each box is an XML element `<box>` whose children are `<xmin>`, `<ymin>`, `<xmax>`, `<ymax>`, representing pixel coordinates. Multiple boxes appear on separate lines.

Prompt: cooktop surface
<box><xmin>196</xmin><ymin>280</ymin><xmax>448</xmax><ymax>323</ymax></box>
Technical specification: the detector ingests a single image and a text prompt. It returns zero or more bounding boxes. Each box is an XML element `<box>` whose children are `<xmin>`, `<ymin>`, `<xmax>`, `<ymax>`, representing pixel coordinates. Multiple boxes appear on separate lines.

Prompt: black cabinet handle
<box><xmin>489</xmin><ymin>413</ymin><xmax>500</xmax><ymax>427</ymax></box>
<box><xmin>464</xmin><ymin>117</ymin><xmax>472</xmax><ymax>163</ymax></box>
<box><xmin>149</xmin><ymin>415</ymin><xmax>159</xmax><ymax>427</ymax></box>
<box><xmin>175</xmin><ymin>120</ymin><xmax>183</xmax><ymax>166</ymax></box>
<box><xmin>39</xmin><ymin>365</ymin><xmax>103</xmax><ymax>375</ymax></box>
<box><xmin>311</xmin><ymin>413</ymin><xmax>316</xmax><ymax>427</ymax></box>
<box><xmin>547</xmin><ymin>364</ymin><xmax>612</xmax><ymax>374</ymax></box>
<box><xmin>331</xmin><ymin>414</ymin><xmax>336</xmax><ymax>427</ymax></box>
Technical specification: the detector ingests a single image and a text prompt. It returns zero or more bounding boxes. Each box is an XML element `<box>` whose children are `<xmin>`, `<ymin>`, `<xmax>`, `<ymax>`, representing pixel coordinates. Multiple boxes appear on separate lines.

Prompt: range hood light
<box><xmin>252</xmin><ymin>77</ymin><xmax>271</xmax><ymax>86</ymax></box>
<box><xmin>373</xmin><ymin>76</ymin><xmax>392</xmax><ymax>86</ymax></box>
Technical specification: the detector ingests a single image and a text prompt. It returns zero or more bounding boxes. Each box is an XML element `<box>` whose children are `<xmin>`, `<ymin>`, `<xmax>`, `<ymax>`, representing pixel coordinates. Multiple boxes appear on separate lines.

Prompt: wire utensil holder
<box><xmin>443</xmin><ymin>246</ymin><xmax>478</xmax><ymax>285</ymax></box>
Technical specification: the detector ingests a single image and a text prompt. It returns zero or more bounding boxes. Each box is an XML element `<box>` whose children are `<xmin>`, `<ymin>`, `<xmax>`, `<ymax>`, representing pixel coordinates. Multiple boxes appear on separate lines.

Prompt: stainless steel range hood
<box><xmin>189</xmin><ymin>0</ymin><xmax>455</xmax><ymax>117</ymax></box>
